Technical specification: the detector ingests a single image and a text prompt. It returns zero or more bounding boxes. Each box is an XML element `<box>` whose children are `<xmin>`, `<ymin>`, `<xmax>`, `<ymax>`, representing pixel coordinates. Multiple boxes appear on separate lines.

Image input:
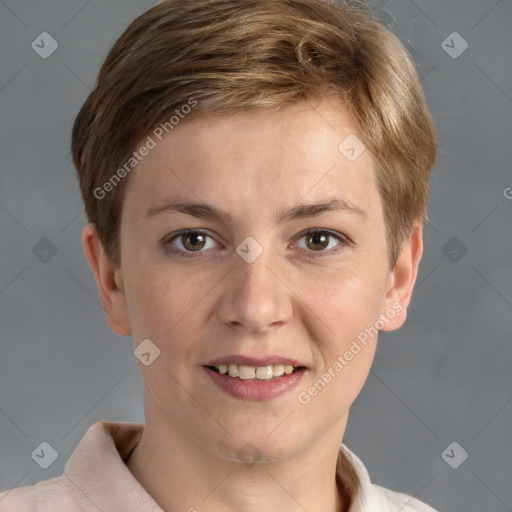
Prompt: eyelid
<box><xmin>291</xmin><ymin>228</ymin><xmax>352</xmax><ymax>258</ymax></box>
<box><xmin>163</xmin><ymin>227</ymin><xmax>352</xmax><ymax>258</ymax></box>
<box><xmin>163</xmin><ymin>228</ymin><xmax>219</xmax><ymax>257</ymax></box>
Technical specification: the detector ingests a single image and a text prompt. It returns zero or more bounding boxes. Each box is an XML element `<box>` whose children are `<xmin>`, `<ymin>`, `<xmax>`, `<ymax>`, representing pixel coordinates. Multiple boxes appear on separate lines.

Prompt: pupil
<box><xmin>185</xmin><ymin>233</ymin><xmax>205</xmax><ymax>251</ymax></box>
<box><xmin>309</xmin><ymin>232</ymin><xmax>327</xmax><ymax>250</ymax></box>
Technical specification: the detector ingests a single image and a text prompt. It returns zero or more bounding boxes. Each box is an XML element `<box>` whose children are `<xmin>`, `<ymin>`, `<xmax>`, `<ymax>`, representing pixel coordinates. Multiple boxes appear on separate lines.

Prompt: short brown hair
<box><xmin>71</xmin><ymin>0</ymin><xmax>437</xmax><ymax>269</ymax></box>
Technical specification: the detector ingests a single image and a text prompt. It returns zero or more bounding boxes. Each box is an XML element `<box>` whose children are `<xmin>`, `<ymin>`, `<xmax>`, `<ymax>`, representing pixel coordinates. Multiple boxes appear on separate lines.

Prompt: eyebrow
<box><xmin>145</xmin><ymin>197</ymin><xmax>368</xmax><ymax>226</ymax></box>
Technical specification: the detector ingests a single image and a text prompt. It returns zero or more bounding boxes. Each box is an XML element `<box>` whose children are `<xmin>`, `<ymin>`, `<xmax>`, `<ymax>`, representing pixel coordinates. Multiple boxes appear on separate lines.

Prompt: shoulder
<box><xmin>373</xmin><ymin>483</ymin><xmax>440</xmax><ymax>512</ymax></box>
<box><xmin>337</xmin><ymin>445</ymin><xmax>439</xmax><ymax>512</ymax></box>
<box><xmin>0</xmin><ymin>475</ymin><xmax>81</xmax><ymax>512</ymax></box>
<box><xmin>0</xmin><ymin>421</ymin><xmax>148</xmax><ymax>512</ymax></box>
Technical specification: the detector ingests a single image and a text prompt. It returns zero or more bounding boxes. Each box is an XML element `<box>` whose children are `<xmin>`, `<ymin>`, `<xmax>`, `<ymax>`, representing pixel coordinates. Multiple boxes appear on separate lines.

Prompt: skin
<box><xmin>82</xmin><ymin>94</ymin><xmax>423</xmax><ymax>512</ymax></box>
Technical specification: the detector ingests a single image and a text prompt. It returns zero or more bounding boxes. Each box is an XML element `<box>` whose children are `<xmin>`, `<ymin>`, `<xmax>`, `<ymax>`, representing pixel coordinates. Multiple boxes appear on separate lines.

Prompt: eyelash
<box><xmin>163</xmin><ymin>228</ymin><xmax>352</xmax><ymax>259</ymax></box>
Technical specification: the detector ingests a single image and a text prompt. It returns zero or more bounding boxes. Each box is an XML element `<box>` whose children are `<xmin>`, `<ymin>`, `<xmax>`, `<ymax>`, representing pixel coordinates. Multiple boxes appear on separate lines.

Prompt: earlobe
<box><xmin>81</xmin><ymin>223</ymin><xmax>132</xmax><ymax>336</ymax></box>
<box><xmin>379</xmin><ymin>225</ymin><xmax>424</xmax><ymax>332</ymax></box>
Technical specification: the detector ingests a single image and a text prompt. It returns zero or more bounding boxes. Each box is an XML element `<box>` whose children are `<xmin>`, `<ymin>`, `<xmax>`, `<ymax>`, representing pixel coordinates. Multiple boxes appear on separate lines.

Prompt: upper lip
<box><xmin>204</xmin><ymin>355</ymin><xmax>306</xmax><ymax>368</ymax></box>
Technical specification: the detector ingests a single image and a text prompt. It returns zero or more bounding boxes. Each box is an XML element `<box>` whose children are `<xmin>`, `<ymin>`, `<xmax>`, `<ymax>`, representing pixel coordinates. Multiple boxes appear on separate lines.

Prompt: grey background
<box><xmin>0</xmin><ymin>1</ymin><xmax>511</xmax><ymax>511</ymax></box>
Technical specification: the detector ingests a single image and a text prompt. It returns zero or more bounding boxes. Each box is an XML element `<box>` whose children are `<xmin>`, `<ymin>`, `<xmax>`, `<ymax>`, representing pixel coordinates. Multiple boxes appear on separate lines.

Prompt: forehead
<box><xmin>121</xmin><ymin>96</ymin><xmax>382</xmax><ymax>228</ymax></box>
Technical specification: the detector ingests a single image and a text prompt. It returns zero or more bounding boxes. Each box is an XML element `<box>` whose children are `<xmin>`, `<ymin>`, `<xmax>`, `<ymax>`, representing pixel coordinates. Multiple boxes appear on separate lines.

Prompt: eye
<box><xmin>164</xmin><ymin>229</ymin><xmax>218</xmax><ymax>258</ymax></box>
<box><xmin>163</xmin><ymin>228</ymin><xmax>351</xmax><ymax>259</ymax></box>
<box><xmin>293</xmin><ymin>228</ymin><xmax>350</xmax><ymax>257</ymax></box>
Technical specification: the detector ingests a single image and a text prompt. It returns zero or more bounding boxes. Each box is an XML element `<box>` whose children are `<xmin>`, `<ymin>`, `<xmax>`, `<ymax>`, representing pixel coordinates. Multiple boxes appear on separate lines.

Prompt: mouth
<box><xmin>205</xmin><ymin>364</ymin><xmax>305</xmax><ymax>381</ymax></box>
<box><xmin>203</xmin><ymin>356</ymin><xmax>307</xmax><ymax>400</ymax></box>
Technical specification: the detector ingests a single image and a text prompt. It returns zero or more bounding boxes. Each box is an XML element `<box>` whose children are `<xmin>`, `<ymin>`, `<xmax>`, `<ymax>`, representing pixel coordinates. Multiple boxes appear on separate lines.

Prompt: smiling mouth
<box><xmin>206</xmin><ymin>364</ymin><xmax>305</xmax><ymax>381</ymax></box>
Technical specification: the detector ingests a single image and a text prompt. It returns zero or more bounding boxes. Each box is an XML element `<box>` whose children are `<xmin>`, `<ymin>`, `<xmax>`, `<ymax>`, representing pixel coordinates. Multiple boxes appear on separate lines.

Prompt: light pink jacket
<box><xmin>0</xmin><ymin>421</ymin><xmax>439</xmax><ymax>511</ymax></box>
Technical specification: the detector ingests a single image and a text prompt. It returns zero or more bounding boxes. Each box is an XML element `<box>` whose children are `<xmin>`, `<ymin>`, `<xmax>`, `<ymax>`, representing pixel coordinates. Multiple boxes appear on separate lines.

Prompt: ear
<box><xmin>81</xmin><ymin>223</ymin><xmax>132</xmax><ymax>336</ymax></box>
<box><xmin>379</xmin><ymin>224</ymin><xmax>424</xmax><ymax>331</ymax></box>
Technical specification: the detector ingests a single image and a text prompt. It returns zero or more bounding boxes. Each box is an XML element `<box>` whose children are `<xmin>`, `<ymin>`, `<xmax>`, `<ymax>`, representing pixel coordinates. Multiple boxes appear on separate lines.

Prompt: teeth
<box><xmin>255</xmin><ymin>366</ymin><xmax>273</xmax><ymax>380</ymax></box>
<box><xmin>213</xmin><ymin>363</ymin><xmax>299</xmax><ymax>380</ymax></box>
<box><xmin>273</xmin><ymin>364</ymin><xmax>285</xmax><ymax>376</ymax></box>
<box><xmin>238</xmin><ymin>366</ymin><xmax>256</xmax><ymax>380</ymax></box>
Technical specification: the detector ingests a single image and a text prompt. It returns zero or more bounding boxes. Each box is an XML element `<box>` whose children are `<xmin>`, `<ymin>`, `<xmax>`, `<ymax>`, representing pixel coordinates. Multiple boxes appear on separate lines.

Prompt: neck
<box><xmin>126</xmin><ymin>410</ymin><xmax>349</xmax><ymax>512</ymax></box>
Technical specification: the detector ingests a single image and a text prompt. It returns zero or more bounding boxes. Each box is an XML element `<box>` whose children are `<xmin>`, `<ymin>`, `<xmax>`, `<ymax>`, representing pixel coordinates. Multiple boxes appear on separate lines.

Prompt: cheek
<box><xmin>298</xmin><ymin>268</ymin><xmax>384</xmax><ymax>392</ymax></box>
<box><xmin>302</xmin><ymin>267</ymin><xmax>385</xmax><ymax>342</ymax></box>
<box><xmin>124</xmin><ymin>263</ymin><xmax>200</xmax><ymax>344</ymax></box>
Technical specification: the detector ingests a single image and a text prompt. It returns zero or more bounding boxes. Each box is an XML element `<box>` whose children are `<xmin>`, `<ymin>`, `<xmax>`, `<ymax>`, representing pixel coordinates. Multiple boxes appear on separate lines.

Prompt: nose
<box><xmin>217</xmin><ymin>241</ymin><xmax>293</xmax><ymax>333</ymax></box>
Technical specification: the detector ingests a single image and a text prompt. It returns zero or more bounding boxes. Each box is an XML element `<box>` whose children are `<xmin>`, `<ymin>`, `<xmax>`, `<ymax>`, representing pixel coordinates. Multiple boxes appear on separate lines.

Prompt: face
<box><xmin>84</xmin><ymin>95</ymin><xmax>421</xmax><ymax>463</ymax></box>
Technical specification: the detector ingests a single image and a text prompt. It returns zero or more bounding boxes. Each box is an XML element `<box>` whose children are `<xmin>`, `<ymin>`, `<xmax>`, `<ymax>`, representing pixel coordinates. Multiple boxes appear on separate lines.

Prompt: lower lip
<box><xmin>204</xmin><ymin>366</ymin><xmax>306</xmax><ymax>401</ymax></box>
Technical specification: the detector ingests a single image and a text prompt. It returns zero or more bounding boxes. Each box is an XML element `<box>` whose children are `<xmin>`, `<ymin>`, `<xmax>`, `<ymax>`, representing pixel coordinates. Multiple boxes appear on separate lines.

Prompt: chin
<box><xmin>198</xmin><ymin>421</ymin><xmax>306</xmax><ymax>465</ymax></box>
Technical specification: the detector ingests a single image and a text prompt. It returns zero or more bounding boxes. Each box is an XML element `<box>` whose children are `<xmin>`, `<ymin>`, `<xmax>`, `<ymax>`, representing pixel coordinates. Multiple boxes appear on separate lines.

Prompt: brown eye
<box><xmin>165</xmin><ymin>229</ymin><xmax>217</xmax><ymax>258</ymax></box>
<box><xmin>181</xmin><ymin>232</ymin><xmax>207</xmax><ymax>251</ymax></box>
<box><xmin>305</xmin><ymin>231</ymin><xmax>330</xmax><ymax>251</ymax></box>
<box><xmin>295</xmin><ymin>228</ymin><xmax>350</xmax><ymax>257</ymax></box>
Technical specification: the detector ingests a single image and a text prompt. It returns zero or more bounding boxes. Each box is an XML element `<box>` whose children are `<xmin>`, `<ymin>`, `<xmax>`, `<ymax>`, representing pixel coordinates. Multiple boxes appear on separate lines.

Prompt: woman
<box><xmin>0</xmin><ymin>0</ymin><xmax>439</xmax><ymax>510</ymax></box>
